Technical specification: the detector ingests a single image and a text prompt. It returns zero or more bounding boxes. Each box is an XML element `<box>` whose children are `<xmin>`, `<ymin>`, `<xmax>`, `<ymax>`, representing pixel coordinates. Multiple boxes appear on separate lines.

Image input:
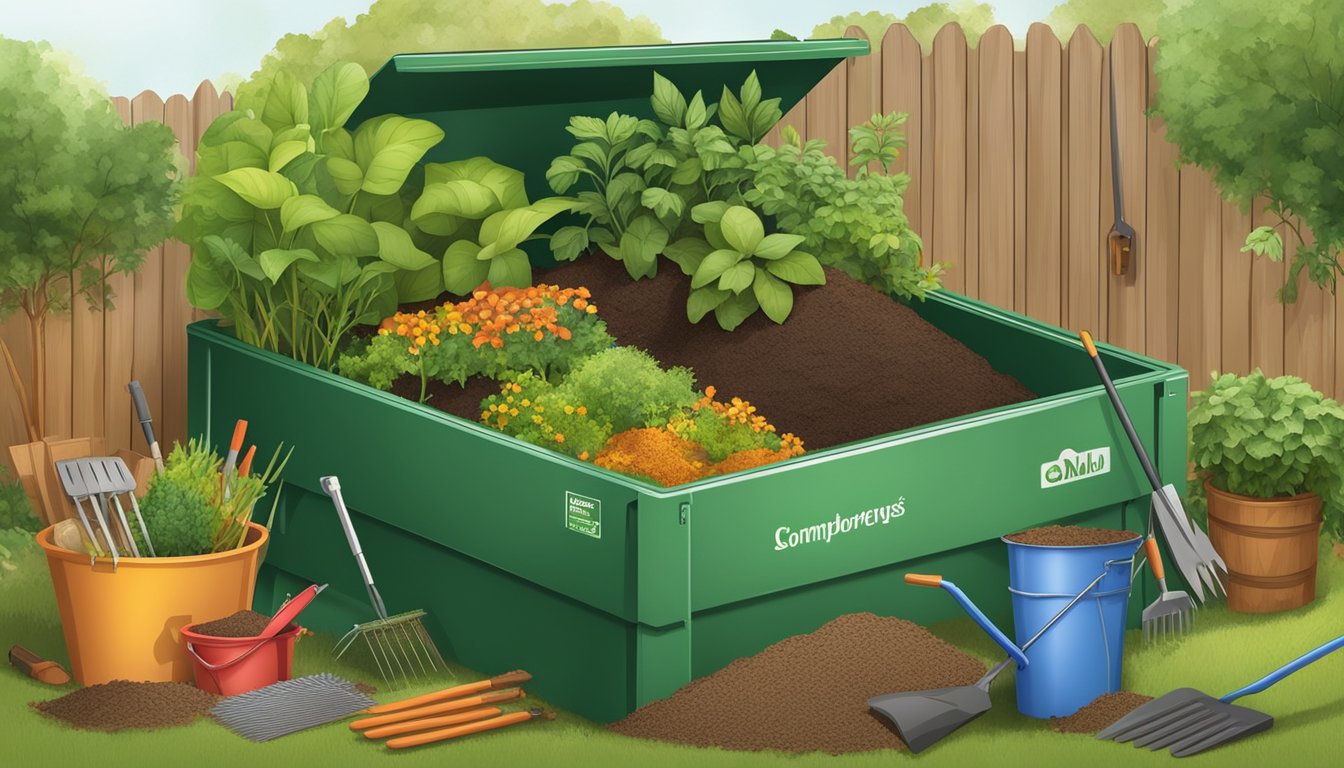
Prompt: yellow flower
<box><xmin>564</xmin><ymin>405</ymin><xmax>575</xmax><ymax>415</ymax></box>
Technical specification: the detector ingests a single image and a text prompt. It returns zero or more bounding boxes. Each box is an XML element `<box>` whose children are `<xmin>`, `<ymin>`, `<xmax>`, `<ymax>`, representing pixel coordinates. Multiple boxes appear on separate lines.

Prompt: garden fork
<box><xmin>1140</xmin><ymin>535</ymin><xmax>1195</xmax><ymax>641</ymax></box>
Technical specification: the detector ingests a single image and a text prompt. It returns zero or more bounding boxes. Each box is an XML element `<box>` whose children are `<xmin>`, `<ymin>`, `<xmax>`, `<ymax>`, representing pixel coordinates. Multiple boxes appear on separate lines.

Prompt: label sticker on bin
<box><xmin>565</xmin><ymin>492</ymin><xmax>601</xmax><ymax>539</ymax></box>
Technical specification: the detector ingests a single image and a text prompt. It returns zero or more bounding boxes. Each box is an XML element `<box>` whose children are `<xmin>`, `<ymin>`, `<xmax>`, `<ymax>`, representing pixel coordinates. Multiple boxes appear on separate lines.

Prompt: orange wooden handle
<box><xmin>237</xmin><ymin>446</ymin><xmax>256</xmax><ymax>477</ymax></box>
<box><xmin>229</xmin><ymin>420</ymin><xmax>248</xmax><ymax>452</ymax></box>
<box><xmin>386</xmin><ymin>710</ymin><xmax>535</xmax><ymax>749</ymax></box>
<box><xmin>363</xmin><ymin>707</ymin><xmax>502</xmax><ymax>739</ymax></box>
<box><xmin>1080</xmin><ymin>330</ymin><xmax>1098</xmax><ymax>358</ymax></box>
<box><xmin>904</xmin><ymin>573</ymin><xmax>943</xmax><ymax>588</ymax></box>
<box><xmin>350</xmin><ymin>688</ymin><xmax>523</xmax><ymax>731</ymax></box>
<box><xmin>1144</xmin><ymin>536</ymin><xmax>1165</xmax><ymax>581</ymax></box>
<box><xmin>364</xmin><ymin>670</ymin><xmax>532</xmax><ymax>715</ymax></box>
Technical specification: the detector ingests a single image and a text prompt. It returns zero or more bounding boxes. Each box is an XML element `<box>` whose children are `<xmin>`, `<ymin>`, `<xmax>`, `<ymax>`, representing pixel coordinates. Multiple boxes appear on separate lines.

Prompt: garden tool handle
<box><xmin>128</xmin><ymin>380</ymin><xmax>164</xmax><ymax>473</ymax></box>
<box><xmin>1079</xmin><ymin>330</ymin><xmax>1163</xmax><ymax>492</ymax></box>
<box><xmin>1220</xmin><ymin>633</ymin><xmax>1344</xmax><ymax>703</ymax></box>
<box><xmin>907</xmin><ymin>575</ymin><xmax>1029</xmax><ymax>670</ymax></box>
<box><xmin>259</xmin><ymin>583</ymin><xmax>325</xmax><ymax>639</ymax></box>
<box><xmin>320</xmin><ymin>475</ymin><xmax>389</xmax><ymax>621</ymax></box>
<box><xmin>385</xmin><ymin>708</ymin><xmax>550</xmax><ymax>750</ymax></box>
<box><xmin>350</xmin><ymin>688</ymin><xmax>525</xmax><ymax>731</ymax></box>
<box><xmin>364</xmin><ymin>670</ymin><xmax>533</xmax><ymax>714</ymax></box>
<box><xmin>1144</xmin><ymin>535</ymin><xmax>1167</xmax><ymax>584</ymax></box>
<box><xmin>362</xmin><ymin>706</ymin><xmax>503</xmax><ymax>739</ymax></box>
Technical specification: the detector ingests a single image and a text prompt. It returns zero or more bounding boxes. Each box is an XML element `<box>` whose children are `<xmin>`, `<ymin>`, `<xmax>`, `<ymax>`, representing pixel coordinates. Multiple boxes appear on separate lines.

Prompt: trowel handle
<box><xmin>906</xmin><ymin>574</ymin><xmax>1029</xmax><ymax>670</ymax></box>
<box><xmin>1220</xmin><ymin>633</ymin><xmax>1344</xmax><ymax>703</ymax></box>
<box><xmin>128</xmin><ymin>380</ymin><xmax>164</xmax><ymax>473</ymax></box>
<box><xmin>320</xmin><ymin>475</ymin><xmax>389</xmax><ymax>620</ymax></box>
<box><xmin>1080</xmin><ymin>330</ymin><xmax>1164</xmax><ymax>493</ymax></box>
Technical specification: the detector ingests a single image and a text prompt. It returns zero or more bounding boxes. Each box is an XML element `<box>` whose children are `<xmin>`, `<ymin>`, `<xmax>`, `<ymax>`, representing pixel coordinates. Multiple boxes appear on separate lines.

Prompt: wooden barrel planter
<box><xmin>1205</xmin><ymin>480</ymin><xmax>1323</xmax><ymax>613</ymax></box>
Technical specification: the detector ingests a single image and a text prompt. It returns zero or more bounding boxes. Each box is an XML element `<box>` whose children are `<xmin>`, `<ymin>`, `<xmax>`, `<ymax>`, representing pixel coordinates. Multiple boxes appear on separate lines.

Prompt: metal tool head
<box><xmin>1096</xmin><ymin>688</ymin><xmax>1273</xmax><ymax>757</ymax></box>
<box><xmin>1142</xmin><ymin>589</ymin><xmax>1196</xmax><ymax>642</ymax></box>
<box><xmin>332</xmin><ymin>609</ymin><xmax>447</xmax><ymax>690</ymax></box>
<box><xmin>869</xmin><ymin>682</ymin><xmax>994</xmax><ymax>753</ymax></box>
<box><xmin>1152</xmin><ymin>486</ymin><xmax>1227</xmax><ymax>603</ymax></box>
<box><xmin>54</xmin><ymin>460</ymin><xmax>90</xmax><ymax>499</ymax></box>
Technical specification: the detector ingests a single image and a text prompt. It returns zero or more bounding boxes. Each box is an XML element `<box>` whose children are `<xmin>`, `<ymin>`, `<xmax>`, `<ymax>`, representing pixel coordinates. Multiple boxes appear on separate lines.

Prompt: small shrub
<box><xmin>481</xmin><ymin>373</ymin><xmax>612</xmax><ymax>460</ymax></box>
<box><xmin>0</xmin><ymin>468</ymin><xmax>41</xmax><ymax>532</ymax></box>
<box><xmin>667</xmin><ymin>385</ymin><xmax>804</xmax><ymax>462</ymax></box>
<box><xmin>557</xmin><ymin>347</ymin><xmax>697</xmax><ymax>433</ymax></box>
<box><xmin>138</xmin><ymin>440</ymin><xmax>220</xmax><ymax>557</ymax></box>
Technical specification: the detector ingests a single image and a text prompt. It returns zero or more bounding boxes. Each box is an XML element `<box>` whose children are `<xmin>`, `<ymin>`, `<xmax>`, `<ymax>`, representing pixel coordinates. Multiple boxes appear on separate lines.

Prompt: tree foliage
<box><xmin>0</xmin><ymin>36</ymin><xmax>179</xmax><ymax>440</ymax></box>
<box><xmin>1046</xmin><ymin>0</ymin><xmax>1167</xmax><ymax>43</ymax></box>
<box><xmin>1153</xmin><ymin>0</ymin><xmax>1344</xmax><ymax>301</ymax></box>
<box><xmin>809</xmin><ymin>3</ymin><xmax>996</xmax><ymax>47</ymax></box>
<box><xmin>240</xmin><ymin>0</ymin><xmax>665</xmax><ymax>106</ymax></box>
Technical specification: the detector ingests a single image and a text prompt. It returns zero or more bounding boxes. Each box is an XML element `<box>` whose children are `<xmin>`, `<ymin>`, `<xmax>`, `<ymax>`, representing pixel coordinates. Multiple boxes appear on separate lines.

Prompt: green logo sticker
<box><xmin>565</xmin><ymin>492</ymin><xmax>601</xmax><ymax>539</ymax></box>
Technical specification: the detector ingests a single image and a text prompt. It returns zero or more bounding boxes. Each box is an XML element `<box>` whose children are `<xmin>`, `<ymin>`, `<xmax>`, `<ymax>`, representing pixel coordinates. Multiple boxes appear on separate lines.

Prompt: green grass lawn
<box><xmin>2</xmin><ymin>527</ymin><xmax>1342</xmax><ymax>767</ymax></box>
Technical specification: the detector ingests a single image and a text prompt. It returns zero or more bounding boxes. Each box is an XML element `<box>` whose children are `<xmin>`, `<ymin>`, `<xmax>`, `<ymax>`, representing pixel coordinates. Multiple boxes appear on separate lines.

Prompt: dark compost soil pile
<box><xmin>192</xmin><ymin>609</ymin><xmax>270</xmax><ymax>638</ymax></box>
<box><xmin>534</xmin><ymin>260</ymin><xmax>1035</xmax><ymax>450</ymax></box>
<box><xmin>608</xmin><ymin>612</ymin><xmax>987</xmax><ymax>754</ymax></box>
<box><xmin>1050</xmin><ymin>691</ymin><xmax>1153</xmax><ymax>734</ymax></box>
<box><xmin>32</xmin><ymin>681</ymin><xmax>218</xmax><ymax>731</ymax></box>
<box><xmin>1005</xmin><ymin>526</ymin><xmax>1139</xmax><ymax>546</ymax></box>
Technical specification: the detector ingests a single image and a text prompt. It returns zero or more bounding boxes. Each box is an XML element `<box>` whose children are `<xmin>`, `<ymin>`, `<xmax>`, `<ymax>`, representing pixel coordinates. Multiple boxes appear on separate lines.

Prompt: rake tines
<box><xmin>333</xmin><ymin>611</ymin><xmax>449</xmax><ymax>690</ymax></box>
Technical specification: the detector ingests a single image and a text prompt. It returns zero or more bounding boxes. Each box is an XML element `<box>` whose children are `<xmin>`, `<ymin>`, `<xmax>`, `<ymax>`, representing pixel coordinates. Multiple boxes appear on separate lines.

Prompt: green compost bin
<box><xmin>186</xmin><ymin>40</ymin><xmax>1189</xmax><ymax>723</ymax></box>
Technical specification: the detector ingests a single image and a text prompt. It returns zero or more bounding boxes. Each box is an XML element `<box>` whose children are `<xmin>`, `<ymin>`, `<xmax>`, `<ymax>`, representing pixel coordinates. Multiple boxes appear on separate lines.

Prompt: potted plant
<box><xmin>1189</xmin><ymin>370</ymin><xmax>1344</xmax><ymax>612</ymax></box>
<box><xmin>36</xmin><ymin>435</ymin><xmax>290</xmax><ymax>684</ymax></box>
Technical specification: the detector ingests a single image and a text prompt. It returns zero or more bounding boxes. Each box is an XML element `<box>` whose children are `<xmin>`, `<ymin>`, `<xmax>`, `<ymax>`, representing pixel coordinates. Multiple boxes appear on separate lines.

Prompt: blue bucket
<box><xmin>1003</xmin><ymin>534</ymin><xmax>1141</xmax><ymax>718</ymax></box>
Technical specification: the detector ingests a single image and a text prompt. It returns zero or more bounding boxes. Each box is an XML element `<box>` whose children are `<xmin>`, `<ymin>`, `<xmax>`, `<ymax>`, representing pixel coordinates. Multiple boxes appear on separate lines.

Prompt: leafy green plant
<box><xmin>668</xmin><ymin>203</ymin><xmax>824</xmax><ymax>330</ymax></box>
<box><xmin>0</xmin><ymin>467</ymin><xmax>40</xmax><ymax>532</ymax></box>
<box><xmin>481</xmin><ymin>372</ymin><xmax>613</xmax><ymax>460</ymax></box>
<box><xmin>1189</xmin><ymin>370</ymin><xmax>1344</xmax><ymax>542</ymax></box>
<box><xmin>411</xmin><ymin>157</ymin><xmax>574</xmax><ymax>294</ymax></box>
<box><xmin>546</xmin><ymin>72</ymin><xmax>777</xmax><ymax>277</ymax></box>
<box><xmin>555</xmin><ymin>347</ymin><xmax>698</xmax><ymax>433</ymax></box>
<box><xmin>1154</xmin><ymin>0</ymin><xmax>1344</xmax><ymax>301</ymax></box>
<box><xmin>0</xmin><ymin>37</ymin><xmax>180</xmax><ymax>441</ymax></box>
<box><xmin>745</xmin><ymin>115</ymin><xmax>940</xmax><ymax>301</ymax></box>
<box><xmin>179</xmin><ymin>61</ymin><xmax>448</xmax><ymax>370</ymax></box>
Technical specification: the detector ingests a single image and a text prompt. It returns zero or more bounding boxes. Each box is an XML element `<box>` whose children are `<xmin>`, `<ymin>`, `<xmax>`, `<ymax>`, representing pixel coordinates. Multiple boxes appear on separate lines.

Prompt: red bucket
<box><xmin>181</xmin><ymin>623</ymin><xmax>302</xmax><ymax>696</ymax></box>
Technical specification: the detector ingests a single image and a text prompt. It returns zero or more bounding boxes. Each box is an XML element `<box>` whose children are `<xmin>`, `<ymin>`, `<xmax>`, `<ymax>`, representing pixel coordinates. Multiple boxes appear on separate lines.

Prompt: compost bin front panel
<box><xmin>187</xmin><ymin>322</ymin><xmax>645</xmax><ymax>622</ymax></box>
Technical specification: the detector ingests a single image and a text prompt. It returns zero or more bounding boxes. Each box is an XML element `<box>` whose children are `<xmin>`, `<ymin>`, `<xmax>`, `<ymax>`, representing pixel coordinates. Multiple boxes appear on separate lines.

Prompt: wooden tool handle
<box><xmin>904</xmin><ymin>573</ymin><xmax>943</xmax><ymax>588</ymax></box>
<box><xmin>386</xmin><ymin>708</ymin><xmax>548</xmax><ymax>750</ymax></box>
<box><xmin>364</xmin><ymin>670</ymin><xmax>532</xmax><ymax>714</ymax></box>
<box><xmin>363</xmin><ymin>707</ymin><xmax>502</xmax><ymax>739</ymax></box>
<box><xmin>1080</xmin><ymin>330</ymin><xmax>1098</xmax><ymax>358</ymax></box>
<box><xmin>9</xmin><ymin>645</ymin><xmax>70</xmax><ymax>685</ymax></box>
<box><xmin>1144</xmin><ymin>535</ymin><xmax>1166</xmax><ymax>581</ymax></box>
<box><xmin>350</xmin><ymin>688</ymin><xmax>524</xmax><ymax>731</ymax></box>
<box><xmin>229</xmin><ymin>420</ymin><xmax>248</xmax><ymax>452</ymax></box>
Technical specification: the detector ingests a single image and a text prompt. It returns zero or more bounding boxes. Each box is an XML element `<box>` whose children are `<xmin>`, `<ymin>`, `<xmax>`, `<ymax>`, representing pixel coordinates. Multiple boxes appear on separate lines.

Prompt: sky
<box><xmin>0</xmin><ymin>0</ymin><xmax>1061</xmax><ymax>97</ymax></box>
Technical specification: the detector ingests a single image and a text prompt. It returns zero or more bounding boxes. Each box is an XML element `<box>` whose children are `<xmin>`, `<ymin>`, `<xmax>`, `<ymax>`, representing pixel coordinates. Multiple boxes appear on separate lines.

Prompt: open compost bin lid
<box><xmin>349</xmin><ymin>39</ymin><xmax>868</xmax><ymax>205</ymax></box>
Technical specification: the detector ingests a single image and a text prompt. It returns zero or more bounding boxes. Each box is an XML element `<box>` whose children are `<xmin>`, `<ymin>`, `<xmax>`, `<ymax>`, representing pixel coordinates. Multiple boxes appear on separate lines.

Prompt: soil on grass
<box><xmin>32</xmin><ymin>681</ymin><xmax>218</xmax><ymax>731</ymax></box>
<box><xmin>1004</xmin><ymin>526</ymin><xmax>1139</xmax><ymax>547</ymax></box>
<box><xmin>608</xmin><ymin>612</ymin><xmax>987</xmax><ymax>754</ymax></box>
<box><xmin>1050</xmin><ymin>691</ymin><xmax>1153</xmax><ymax>734</ymax></box>
<box><xmin>388</xmin><ymin>260</ymin><xmax>1035</xmax><ymax>450</ymax></box>
<box><xmin>192</xmin><ymin>609</ymin><xmax>270</xmax><ymax>638</ymax></box>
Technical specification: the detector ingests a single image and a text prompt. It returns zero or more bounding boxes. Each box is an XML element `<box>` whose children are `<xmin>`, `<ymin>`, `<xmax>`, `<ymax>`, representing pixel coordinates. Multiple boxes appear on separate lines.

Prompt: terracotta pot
<box><xmin>1205</xmin><ymin>479</ymin><xmax>1322</xmax><ymax>613</ymax></box>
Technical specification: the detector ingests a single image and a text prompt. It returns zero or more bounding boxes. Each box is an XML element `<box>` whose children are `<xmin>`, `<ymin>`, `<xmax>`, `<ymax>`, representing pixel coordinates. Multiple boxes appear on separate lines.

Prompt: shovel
<box><xmin>1098</xmin><ymin>632</ymin><xmax>1344</xmax><ymax>756</ymax></box>
<box><xmin>869</xmin><ymin>565</ymin><xmax>1122</xmax><ymax>753</ymax></box>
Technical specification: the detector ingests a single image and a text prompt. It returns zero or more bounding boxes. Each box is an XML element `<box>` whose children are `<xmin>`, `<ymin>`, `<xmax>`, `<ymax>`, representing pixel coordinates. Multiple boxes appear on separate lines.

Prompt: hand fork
<box><xmin>1140</xmin><ymin>535</ymin><xmax>1195</xmax><ymax>641</ymax></box>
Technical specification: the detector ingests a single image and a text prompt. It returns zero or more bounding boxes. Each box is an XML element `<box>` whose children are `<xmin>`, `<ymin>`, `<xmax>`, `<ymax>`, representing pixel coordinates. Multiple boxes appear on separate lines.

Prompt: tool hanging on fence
<box><xmin>1107</xmin><ymin>57</ymin><xmax>1135</xmax><ymax>276</ymax></box>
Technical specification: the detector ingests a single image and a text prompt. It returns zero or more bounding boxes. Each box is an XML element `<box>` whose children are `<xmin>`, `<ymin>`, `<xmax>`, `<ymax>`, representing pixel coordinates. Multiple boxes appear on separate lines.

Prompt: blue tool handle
<box><xmin>1220</xmin><ymin>633</ymin><xmax>1344</xmax><ymax>703</ymax></box>
<box><xmin>937</xmin><ymin>580</ymin><xmax>1030</xmax><ymax>670</ymax></box>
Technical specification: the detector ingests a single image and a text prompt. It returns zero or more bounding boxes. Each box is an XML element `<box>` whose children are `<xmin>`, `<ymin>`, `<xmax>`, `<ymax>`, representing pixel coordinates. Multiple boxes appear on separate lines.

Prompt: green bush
<box><xmin>0</xmin><ymin>468</ymin><xmax>40</xmax><ymax>532</ymax></box>
<box><xmin>556</xmin><ymin>347</ymin><xmax>697</xmax><ymax>434</ymax></box>
<box><xmin>1189</xmin><ymin>370</ymin><xmax>1344</xmax><ymax>542</ymax></box>
<box><xmin>745</xmin><ymin>114</ymin><xmax>941</xmax><ymax>300</ymax></box>
<box><xmin>138</xmin><ymin>439</ymin><xmax>223</xmax><ymax>557</ymax></box>
<box><xmin>480</xmin><ymin>372</ymin><xmax>613</xmax><ymax>460</ymax></box>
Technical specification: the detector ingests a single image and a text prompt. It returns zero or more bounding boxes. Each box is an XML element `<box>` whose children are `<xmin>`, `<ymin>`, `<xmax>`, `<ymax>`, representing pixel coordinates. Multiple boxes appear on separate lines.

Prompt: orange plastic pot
<box><xmin>37</xmin><ymin>522</ymin><xmax>268</xmax><ymax>684</ymax></box>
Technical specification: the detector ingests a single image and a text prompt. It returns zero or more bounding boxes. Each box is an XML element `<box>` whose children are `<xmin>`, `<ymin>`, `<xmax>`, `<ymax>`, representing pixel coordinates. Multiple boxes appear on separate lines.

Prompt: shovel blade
<box><xmin>1096</xmin><ymin>688</ymin><xmax>1273</xmax><ymax>756</ymax></box>
<box><xmin>869</xmin><ymin>686</ymin><xmax>992</xmax><ymax>753</ymax></box>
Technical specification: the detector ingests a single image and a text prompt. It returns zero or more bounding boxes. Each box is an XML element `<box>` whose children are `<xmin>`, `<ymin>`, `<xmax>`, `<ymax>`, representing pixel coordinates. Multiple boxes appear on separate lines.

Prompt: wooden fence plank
<box><xmin>929</xmin><ymin>24</ymin><xmax>969</xmax><ymax>293</ymax></box>
<box><xmin>1014</xmin><ymin>48</ymin><xmax>1028</xmax><ymax>314</ymax></box>
<box><xmin>1219</xmin><ymin>201</ymin><xmax>1253</xmax><ymax>376</ymax></box>
<box><xmin>0</xmin><ymin>314</ymin><xmax>33</xmax><ymax>463</ymax></box>
<box><xmin>1025</xmin><ymin>23</ymin><xmax>1064</xmax><ymax>325</ymax></box>
<box><xmin>806</xmin><ymin>62</ymin><xmax>847</xmax><ymax>164</ymax></box>
<box><xmin>1065</xmin><ymin>27</ymin><xmax>1104</xmax><ymax>337</ymax></box>
<box><xmin>1283</xmin><ymin>225</ymin><xmax>1336</xmax><ymax>394</ymax></box>
<box><xmin>1144</xmin><ymin>40</ymin><xmax>1180</xmax><ymax>364</ymax></box>
<box><xmin>845</xmin><ymin>26</ymin><xmax>880</xmax><ymax>176</ymax></box>
<box><xmin>44</xmin><ymin>279</ymin><xmax>73</xmax><ymax>440</ymax></box>
<box><xmin>1177</xmin><ymin>165</ymin><xmax>1222</xmax><ymax>389</ymax></box>
<box><xmin>1107</xmin><ymin>24</ymin><xmax>1148</xmax><ymax>352</ymax></box>
<box><xmin>129</xmin><ymin>91</ymin><xmax>165</xmax><ymax>457</ymax></box>
<box><xmin>964</xmin><ymin>44</ymin><xmax>980</xmax><ymax>299</ymax></box>
<box><xmin>976</xmin><ymin>26</ymin><xmax>1014</xmax><ymax>309</ymax></box>
<box><xmin>921</xmin><ymin>45</ymin><xmax>935</xmax><ymax>254</ymax></box>
<box><xmin>161</xmin><ymin>94</ymin><xmax>194</xmax><ymax>449</ymax></box>
<box><xmin>102</xmin><ymin>97</ymin><xmax>136</xmax><ymax>452</ymax></box>
<box><xmin>1248</xmin><ymin>196</ymin><xmax>1285</xmax><ymax>377</ymax></box>
<box><xmin>881</xmin><ymin>25</ymin><xmax>923</xmax><ymax>240</ymax></box>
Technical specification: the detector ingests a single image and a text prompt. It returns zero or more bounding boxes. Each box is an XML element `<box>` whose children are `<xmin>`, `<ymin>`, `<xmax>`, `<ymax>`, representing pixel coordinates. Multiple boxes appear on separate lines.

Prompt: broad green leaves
<box><xmin>280</xmin><ymin>195</ymin><xmax>340</xmax><ymax>232</ymax></box>
<box><xmin>259</xmin><ymin>248</ymin><xmax>319</xmax><ymax>283</ymax></box>
<box><xmin>308</xmin><ymin>62</ymin><xmax>368</xmax><ymax>138</ymax></box>
<box><xmin>353</xmin><ymin>115</ymin><xmax>445</xmax><ymax>195</ymax></box>
<box><xmin>440</xmin><ymin>199</ymin><xmax>572</xmax><ymax>294</ymax></box>
<box><xmin>216</xmin><ymin>168</ymin><xmax>298</xmax><ymax>209</ymax></box>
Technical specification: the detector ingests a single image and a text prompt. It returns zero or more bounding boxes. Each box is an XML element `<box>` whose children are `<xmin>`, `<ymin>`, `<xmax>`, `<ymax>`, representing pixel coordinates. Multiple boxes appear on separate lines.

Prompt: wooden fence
<box><xmin>3</xmin><ymin>22</ymin><xmax>1342</xmax><ymax>465</ymax></box>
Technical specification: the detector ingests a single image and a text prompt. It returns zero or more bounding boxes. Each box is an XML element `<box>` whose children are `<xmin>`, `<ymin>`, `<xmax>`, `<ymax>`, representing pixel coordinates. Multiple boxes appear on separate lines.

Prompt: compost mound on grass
<box><xmin>609</xmin><ymin>612</ymin><xmax>987</xmax><ymax>754</ymax></box>
<box><xmin>192</xmin><ymin>609</ymin><xmax>270</xmax><ymax>638</ymax></box>
<box><xmin>1005</xmin><ymin>525</ymin><xmax>1138</xmax><ymax>546</ymax></box>
<box><xmin>32</xmin><ymin>681</ymin><xmax>218</xmax><ymax>731</ymax></box>
<box><xmin>1050</xmin><ymin>691</ymin><xmax>1153</xmax><ymax>734</ymax></box>
<box><xmin>396</xmin><ymin>261</ymin><xmax>1035</xmax><ymax>449</ymax></box>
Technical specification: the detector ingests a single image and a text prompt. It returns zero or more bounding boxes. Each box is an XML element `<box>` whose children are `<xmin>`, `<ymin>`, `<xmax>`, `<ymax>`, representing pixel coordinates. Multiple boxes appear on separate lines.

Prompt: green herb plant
<box><xmin>180</xmin><ymin>61</ymin><xmax>448</xmax><ymax>370</ymax></box>
<box><xmin>1189</xmin><ymin>370</ymin><xmax>1344</xmax><ymax>542</ymax></box>
<box><xmin>744</xmin><ymin>114</ymin><xmax>940</xmax><ymax>301</ymax></box>
<box><xmin>546</xmin><ymin>71</ymin><xmax>779</xmax><ymax>277</ymax></box>
<box><xmin>481</xmin><ymin>372</ymin><xmax>613</xmax><ymax>460</ymax></box>
<box><xmin>0</xmin><ymin>467</ymin><xmax>40</xmax><ymax>532</ymax></box>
